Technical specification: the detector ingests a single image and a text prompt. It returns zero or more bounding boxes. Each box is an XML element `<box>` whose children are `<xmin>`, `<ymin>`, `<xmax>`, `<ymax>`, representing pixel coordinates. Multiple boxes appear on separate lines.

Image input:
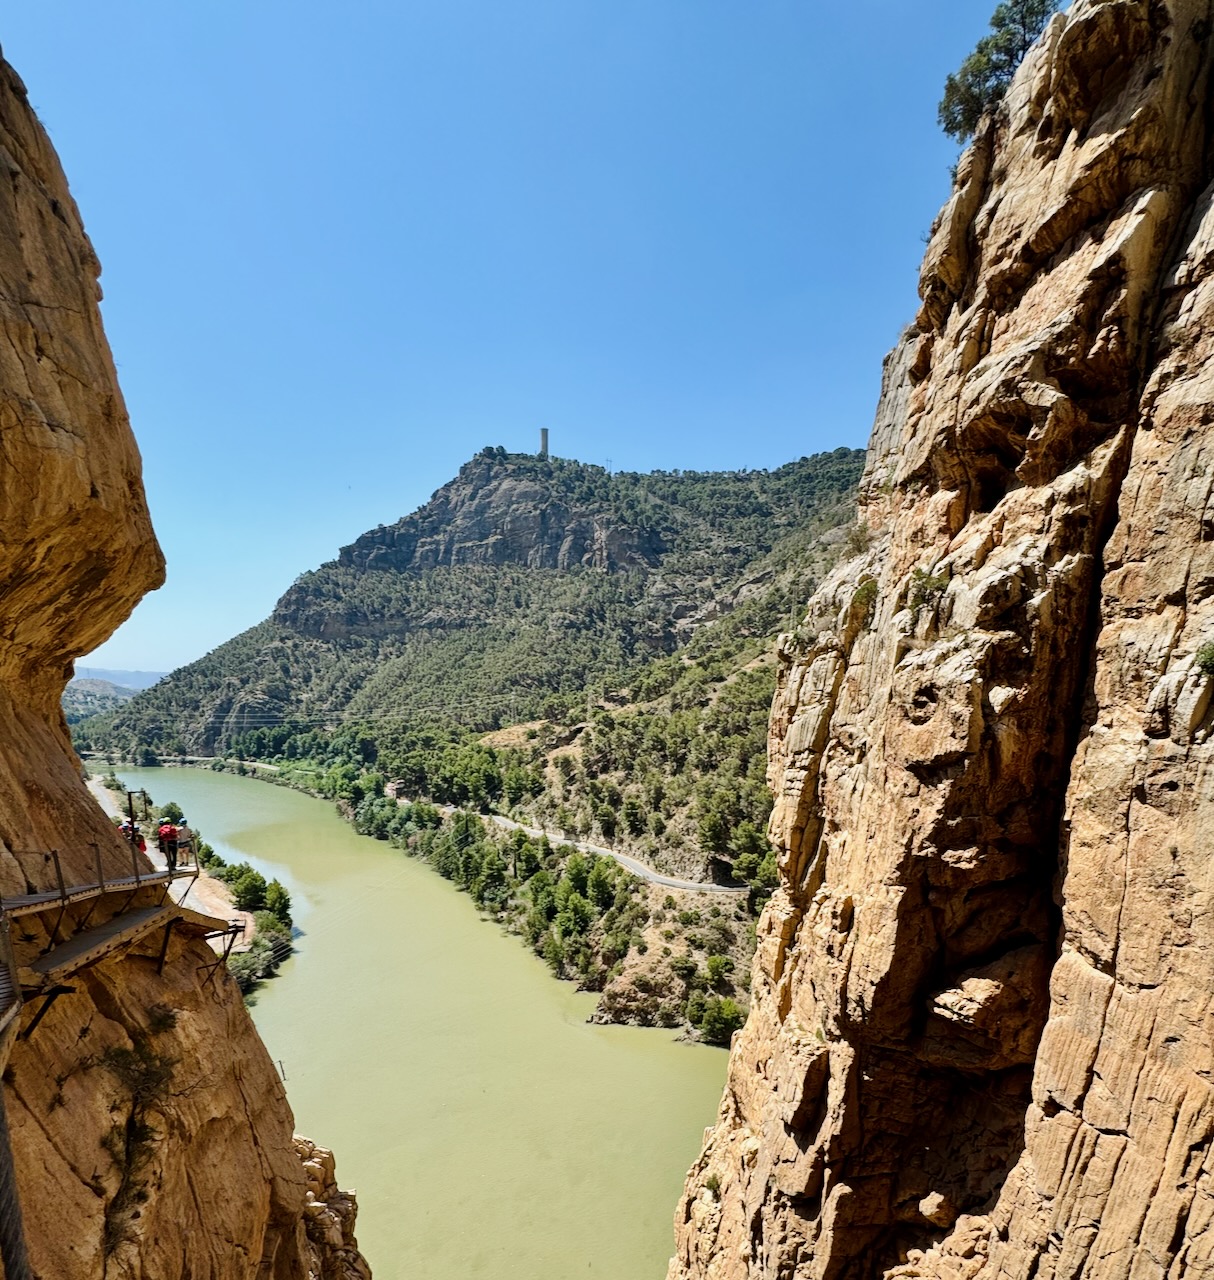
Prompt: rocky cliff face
<box><xmin>670</xmin><ymin>4</ymin><xmax>1214</xmax><ymax>1277</ymax></box>
<box><xmin>337</xmin><ymin>451</ymin><xmax>670</xmax><ymax>575</ymax></box>
<box><xmin>0</xmin><ymin>49</ymin><xmax>368</xmax><ymax>1280</ymax></box>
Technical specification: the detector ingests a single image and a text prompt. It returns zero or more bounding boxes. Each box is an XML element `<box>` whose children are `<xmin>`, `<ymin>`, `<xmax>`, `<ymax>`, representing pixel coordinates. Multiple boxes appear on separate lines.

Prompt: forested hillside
<box><xmin>77</xmin><ymin>446</ymin><xmax>863</xmax><ymax>879</ymax></box>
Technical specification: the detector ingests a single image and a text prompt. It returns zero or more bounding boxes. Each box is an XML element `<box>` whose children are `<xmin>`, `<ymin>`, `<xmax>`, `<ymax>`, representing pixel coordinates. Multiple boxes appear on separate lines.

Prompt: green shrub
<box><xmin>909</xmin><ymin>567</ymin><xmax>949</xmax><ymax>611</ymax></box>
<box><xmin>845</xmin><ymin>523</ymin><xmax>871</xmax><ymax>556</ymax></box>
<box><xmin>853</xmin><ymin>579</ymin><xmax>878</xmax><ymax>627</ymax></box>
<box><xmin>264</xmin><ymin>879</ymin><xmax>293</xmax><ymax>926</ymax></box>
<box><xmin>706</xmin><ymin>954</ymin><xmax>735</xmax><ymax>990</ymax></box>
<box><xmin>231</xmin><ymin>868</ymin><xmax>268</xmax><ymax>912</ymax></box>
<box><xmin>1197</xmin><ymin>641</ymin><xmax>1214</xmax><ymax>676</ymax></box>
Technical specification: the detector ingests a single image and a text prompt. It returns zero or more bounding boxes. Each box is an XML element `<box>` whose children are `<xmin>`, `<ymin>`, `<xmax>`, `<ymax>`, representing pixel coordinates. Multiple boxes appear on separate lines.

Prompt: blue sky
<box><xmin>4</xmin><ymin>2</ymin><xmax>981</xmax><ymax>672</ymax></box>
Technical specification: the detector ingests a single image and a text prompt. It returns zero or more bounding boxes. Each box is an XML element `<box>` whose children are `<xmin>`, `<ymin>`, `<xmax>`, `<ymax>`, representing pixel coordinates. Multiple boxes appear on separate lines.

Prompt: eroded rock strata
<box><xmin>671</xmin><ymin>3</ymin><xmax>1214</xmax><ymax>1277</ymax></box>
<box><xmin>0</xmin><ymin>49</ymin><xmax>368</xmax><ymax>1279</ymax></box>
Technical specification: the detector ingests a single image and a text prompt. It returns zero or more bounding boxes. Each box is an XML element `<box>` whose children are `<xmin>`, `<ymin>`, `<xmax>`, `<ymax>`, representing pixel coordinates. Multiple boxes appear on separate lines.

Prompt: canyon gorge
<box><xmin>5</xmin><ymin>0</ymin><xmax>1214</xmax><ymax>1277</ymax></box>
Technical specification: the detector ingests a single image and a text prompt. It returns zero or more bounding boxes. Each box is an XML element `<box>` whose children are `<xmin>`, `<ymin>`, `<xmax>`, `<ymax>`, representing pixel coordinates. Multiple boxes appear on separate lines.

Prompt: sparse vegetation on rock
<box><xmin>938</xmin><ymin>0</ymin><xmax>1060</xmax><ymax>142</ymax></box>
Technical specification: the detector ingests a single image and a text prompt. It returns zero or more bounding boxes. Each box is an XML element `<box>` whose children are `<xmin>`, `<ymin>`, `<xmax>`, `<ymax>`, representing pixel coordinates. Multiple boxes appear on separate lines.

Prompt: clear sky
<box><xmin>4</xmin><ymin>2</ymin><xmax>981</xmax><ymax>673</ymax></box>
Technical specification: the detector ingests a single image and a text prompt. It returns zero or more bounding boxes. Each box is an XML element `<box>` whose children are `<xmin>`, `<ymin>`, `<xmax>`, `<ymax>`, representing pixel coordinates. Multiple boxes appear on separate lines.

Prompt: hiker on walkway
<box><xmin>176</xmin><ymin>819</ymin><xmax>194</xmax><ymax>865</ymax></box>
<box><xmin>119</xmin><ymin>819</ymin><xmax>146</xmax><ymax>854</ymax></box>
<box><xmin>162</xmin><ymin>822</ymin><xmax>179</xmax><ymax>871</ymax></box>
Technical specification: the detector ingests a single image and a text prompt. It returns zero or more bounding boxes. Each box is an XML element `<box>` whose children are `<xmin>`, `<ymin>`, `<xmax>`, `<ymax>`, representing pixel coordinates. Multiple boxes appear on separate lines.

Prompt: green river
<box><xmin>116</xmin><ymin>769</ymin><xmax>726</xmax><ymax>1280</ymax></box>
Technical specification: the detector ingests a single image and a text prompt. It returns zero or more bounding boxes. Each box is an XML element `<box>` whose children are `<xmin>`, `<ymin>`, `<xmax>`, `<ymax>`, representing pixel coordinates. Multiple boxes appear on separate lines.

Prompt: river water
<box><xmin>116</xmin><ymin>768</ymin><xmax>725</xmax><ymax>1280</ymax></box>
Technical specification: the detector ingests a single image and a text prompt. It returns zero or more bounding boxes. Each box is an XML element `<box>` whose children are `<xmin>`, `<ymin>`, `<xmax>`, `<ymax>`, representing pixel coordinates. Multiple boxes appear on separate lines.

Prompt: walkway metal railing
<box><xmin>0</xmin><ymin>845</ymin><xmax>199</xmax><ymax>920</ymax></box>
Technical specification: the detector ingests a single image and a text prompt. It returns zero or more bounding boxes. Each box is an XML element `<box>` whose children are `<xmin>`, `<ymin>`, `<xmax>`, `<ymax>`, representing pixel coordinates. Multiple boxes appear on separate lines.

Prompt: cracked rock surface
<box><xmin>0</xmin><ymin>48</ymin><xmax>369</xmax><ymax>1280</ymax></box>
<box><xmin>669</xmin><ymin>3</ymin><xmax>1214</xmax><ymax>1277</ymax></box>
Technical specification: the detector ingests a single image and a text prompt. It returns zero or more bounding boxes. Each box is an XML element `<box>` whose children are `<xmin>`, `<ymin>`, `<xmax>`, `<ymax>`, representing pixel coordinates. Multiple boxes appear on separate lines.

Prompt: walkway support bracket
<box><xmin>19</xmin><ymin>984</ymin><xmax>74</xmax><ymax>1042</ymax></box>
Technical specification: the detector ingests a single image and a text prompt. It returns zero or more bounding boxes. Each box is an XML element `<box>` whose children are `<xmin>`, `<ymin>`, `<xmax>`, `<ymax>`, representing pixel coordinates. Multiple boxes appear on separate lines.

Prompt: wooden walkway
<box><xmin>2</xmin><ymin>865</ymin><xmax>197</xmax><ymax>918</ymax></box>
<box><xmin>17</xmin><ymin>898</ymin><xmax>230</xmax><ymax>993</ymax></box>
<box><xmin>0</xmin><ymin>956</ymin><xmax>16</xmax><ymax>1042</ymax></box>
<box><xmin>20</xmin><ymin>904</ymin><xmax>175</xmax><ymax>991</ymax></box>
<box><xmin>0</xmin><ymin>852</ymin><xmax>229</xmax><ymax>1280</ymax></box>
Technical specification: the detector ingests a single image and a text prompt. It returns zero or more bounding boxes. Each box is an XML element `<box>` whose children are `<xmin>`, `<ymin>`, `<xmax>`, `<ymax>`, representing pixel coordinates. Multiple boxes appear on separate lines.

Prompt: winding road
<box><xmin>398</xmin><ymin>799</ymin><xmax>749</xmax><ymax>896</ymax></box>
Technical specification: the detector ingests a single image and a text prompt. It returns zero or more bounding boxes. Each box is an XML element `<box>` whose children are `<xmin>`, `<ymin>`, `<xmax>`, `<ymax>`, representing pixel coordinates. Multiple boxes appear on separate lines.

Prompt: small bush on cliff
<box><xmin>853</xmin><ymin>578</ymin><xmax>878</xmax><ymax>628</ymax></box>
<box><xmin>99</xmin><ymin>1039</ymin><xmax>177</xmax><ymax>1254</ymax></box>
<box><xmin>1197</xmin><ymin>641</ymin><xmax>1214</xmax><ymax>677</ymax></box>
<box><xmin>909</xmin><ymin>566</ymin><xmax>949</xmax><ymax>611</ymax></box>
<box><xmin>939</xmin><ymin>0</ymin><xmax>1060</xmax><ymax>142</ymax></box>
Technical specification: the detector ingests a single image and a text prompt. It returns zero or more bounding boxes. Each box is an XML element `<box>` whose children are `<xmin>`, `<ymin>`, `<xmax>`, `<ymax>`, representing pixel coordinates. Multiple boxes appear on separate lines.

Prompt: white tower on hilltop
<box><xmin>539</xmin><ymin>428</ymin><xmax>549</xmax><ymax>458</ymax></box>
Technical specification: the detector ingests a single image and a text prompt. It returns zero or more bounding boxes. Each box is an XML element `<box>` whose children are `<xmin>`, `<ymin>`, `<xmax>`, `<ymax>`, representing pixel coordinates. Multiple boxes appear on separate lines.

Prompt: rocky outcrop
<box><xmin>0</xmin><ymin>47</ymin><xmax>369</xmax><ymax>1280</ymax></box>
<box><xmin>295</xmin><ymin>1137</ymin><xmax>371</xmax><ymax>1280</ymax></box>
<box><xmin>334</xmin><ymin>450</ymin><xmax>669</xmax><ymax>576</ymax></box>
<box><xmin>670</xmin><ymin>4</ymin><xmax>1214</xmax><ymax>1278</ymax></box>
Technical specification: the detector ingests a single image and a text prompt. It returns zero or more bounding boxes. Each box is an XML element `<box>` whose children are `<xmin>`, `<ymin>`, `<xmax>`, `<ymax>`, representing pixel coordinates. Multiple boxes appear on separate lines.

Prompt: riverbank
<box><xmin>88</xmin><ymin>756</ymin><xmax>754</xmax><ymax>1037</ymax></box>
<box><xmin>85</xmin><ymin>753</ymin><xmax>748</xmax><ymax>893</ymax></box>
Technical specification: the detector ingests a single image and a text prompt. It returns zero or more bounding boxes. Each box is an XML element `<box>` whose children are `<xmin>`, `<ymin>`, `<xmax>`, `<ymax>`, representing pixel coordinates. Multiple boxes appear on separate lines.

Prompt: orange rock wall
<box><xmin>670</xmin><ymin>3</ymin><xmax>1214</xmax><ymax>1277</ymax></box>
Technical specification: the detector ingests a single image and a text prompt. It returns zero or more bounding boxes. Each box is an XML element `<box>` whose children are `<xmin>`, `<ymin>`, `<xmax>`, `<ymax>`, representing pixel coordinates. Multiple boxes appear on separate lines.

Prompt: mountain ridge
<box><xmin>77</xmin><ymin>446</ymin><xmax>864</xmax><ymax>761</ymax></box>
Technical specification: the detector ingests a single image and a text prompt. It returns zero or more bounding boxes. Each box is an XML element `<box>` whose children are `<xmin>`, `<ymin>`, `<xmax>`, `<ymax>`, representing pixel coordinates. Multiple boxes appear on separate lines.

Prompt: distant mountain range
<box><xmin>72</xmin><ymin>447</ymin><xmax>864</xmax><ymax>878</ymax></box>
<box><xmin>74</xmin><ymin>667</ymin><xmax>167</xmax><ymax>689</ymax></box>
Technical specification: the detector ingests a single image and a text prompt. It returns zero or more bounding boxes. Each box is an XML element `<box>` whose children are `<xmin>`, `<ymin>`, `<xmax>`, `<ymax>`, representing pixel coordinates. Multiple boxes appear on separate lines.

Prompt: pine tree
<box><xmin>939</xmin><ymin>0</ymin><xmax>1061</xmax><ymax>142</ymax></box>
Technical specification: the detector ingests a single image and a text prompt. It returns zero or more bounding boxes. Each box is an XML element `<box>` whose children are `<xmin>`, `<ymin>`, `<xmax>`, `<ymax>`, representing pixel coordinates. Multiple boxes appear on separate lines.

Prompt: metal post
<box><xmin>50</xmin><ymin>851</ymin><xmax>66</xmax><ymax>903</ymax></box>
<box><xmin>92</xmin><ymin>842</ymin><xmax>105</xmax><ymax>893</ymax></box>
<box><xmin>156</xmin><ymin>921</ymin><xmax>174</xmax><ymax>975</ymax></box>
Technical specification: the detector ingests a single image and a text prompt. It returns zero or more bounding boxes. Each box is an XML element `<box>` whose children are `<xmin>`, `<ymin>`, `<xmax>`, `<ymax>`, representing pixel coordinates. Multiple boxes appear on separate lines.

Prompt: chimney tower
<box><xmin>539</xmin><ymin>428</ymin><xmax>549</xmax><ymax>458</ymax></box>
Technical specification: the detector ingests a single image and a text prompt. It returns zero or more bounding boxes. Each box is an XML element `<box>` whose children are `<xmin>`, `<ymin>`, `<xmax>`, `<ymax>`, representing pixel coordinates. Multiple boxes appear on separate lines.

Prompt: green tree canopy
<box><xmin>265</xmin><ymin>879</ymin><xmax>292</xmax><ymax>927</ymax></box>
<box><xmin>231</xmin><ymin>867</ymin><xmax>268</xmax><ymax>912</ymax></box>
<box><xmin>699</xmin><ymin>996</ymin><xmax>746</xmax><ymax>1046</ymax></box>
<box><xmin>939</xmin><ymin>0</ymin><xmax>1060</xmax><ymax>142</ymax></box>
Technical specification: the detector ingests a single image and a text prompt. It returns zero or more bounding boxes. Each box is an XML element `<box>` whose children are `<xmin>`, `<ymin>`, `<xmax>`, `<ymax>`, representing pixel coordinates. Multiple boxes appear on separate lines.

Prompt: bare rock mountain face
<box><xmin>0</xmin><ymin>50</ymin><xmax>368</xmax><ymax>1280</ymax></box>
<box><xmin>338</xmin><ymin>450</ymin><xmax>670</xmax><ymax>574</ymax></box>
<box><xmin>671</xmin><ymin>3</ymin><xmax>1214</xmax><ymax>1277</ymax></box>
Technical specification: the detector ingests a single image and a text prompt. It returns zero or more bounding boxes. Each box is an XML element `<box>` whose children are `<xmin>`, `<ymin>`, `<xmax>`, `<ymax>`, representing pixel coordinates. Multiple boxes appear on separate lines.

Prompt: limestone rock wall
<box><xmin>669</xmin><ymin>3</ymin><xmax>1214</xmax><ymax>1277</ymax></box>
<box><xmin>0</xmin><ymin>47</ymin><xmax>369</xmax><ymax>1280</ymax></box>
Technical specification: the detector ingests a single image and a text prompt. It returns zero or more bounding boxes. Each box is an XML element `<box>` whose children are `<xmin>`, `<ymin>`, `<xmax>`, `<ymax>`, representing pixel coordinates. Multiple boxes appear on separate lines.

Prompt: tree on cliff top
<box><xmin>939</xmin><ymin>0</ymin><xmax>1060</xmax><ymax>142</ymax></box>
